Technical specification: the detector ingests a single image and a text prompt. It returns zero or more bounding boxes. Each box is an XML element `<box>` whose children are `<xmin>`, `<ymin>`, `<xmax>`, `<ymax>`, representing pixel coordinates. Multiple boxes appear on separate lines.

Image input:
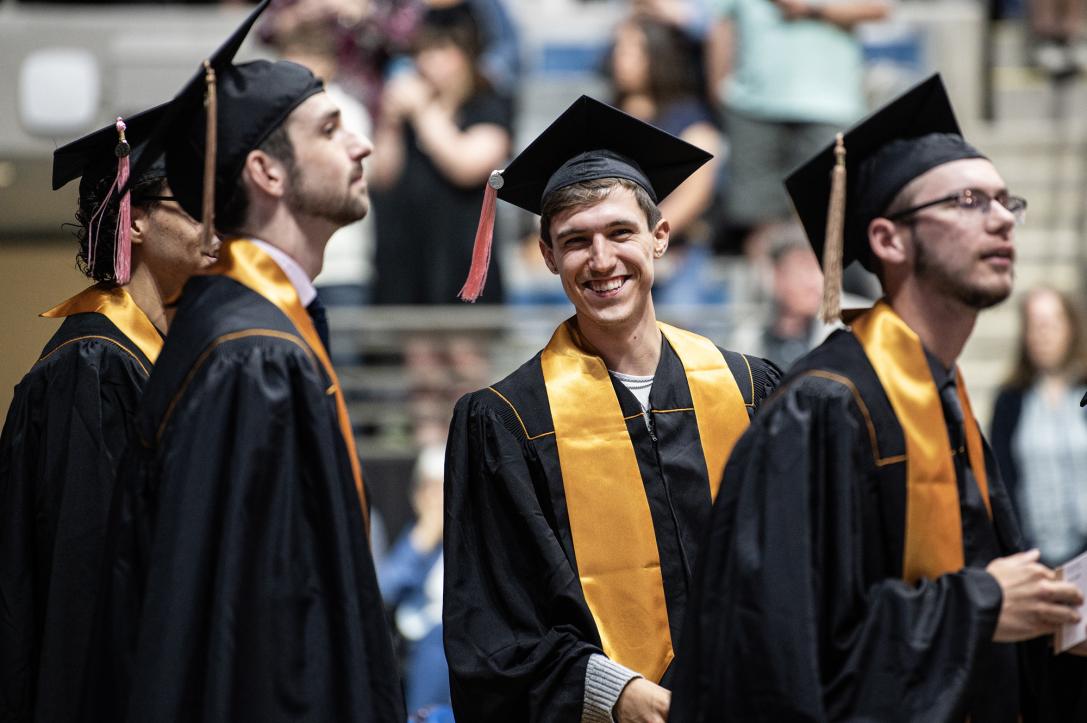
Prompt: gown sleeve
<box><xmin>96</xmin><ymin>339</ymin><xmax>403</xmax><ymax>723</ymax></box>
<box><xmin>443</xmin><ymin>392</ymin><xmax>603</xmax><ymax>722</ymax></box>
<box><xmin>671</xmin><ymin>374</ymin><xmax>1005</xmax><ymax>722</ymax></box>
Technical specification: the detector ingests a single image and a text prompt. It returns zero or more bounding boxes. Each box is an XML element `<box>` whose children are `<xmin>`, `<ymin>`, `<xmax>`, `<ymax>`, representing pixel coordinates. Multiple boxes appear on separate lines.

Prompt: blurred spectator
<box><xmin>610</xmin><ymin>16</ymin><xmax>720</xmax><ymax>246</ymax></box>
<box><xmin>369</xmin><ymin>1</ymin><xmax>513</xmax><ymax>304</ymax></box>
<box><xmin>760</xmin><ymin>232</ymin><xmax>826</xmax><ymax>369</ymax></box>
<box><xmin>706</xmin><ymin>0</ymin><xmax>889</xmax><ymax>268</ymax></box>
<box><xmin>609</xmin><ymin>15</ymin><xmax>726</xmax><ymax>303</ymax></box>
<box><xmin>1029</xmin><ymin>0</ymin><xmax>1086</xmax><ymax>76</ymax></box>
<box><xmin>378</xmin><ymin>444</ymin><xmax>450</xmax><ymax>713</ymax></box>
<box><xmin>259</xmin><ymin>0</ymin><xmax>421</xmax><ymax>112</ymax></box>
<box><xmin>991</xmin><ymin>287</ymin><xmax>1087</xmax><ymax>567</ymax></box>
<box><xmin>426</xmin><ymin>0</ymin><xmax>523</xmax><ymax>99</ymax></box>
<box><xmin>630</xmin><ymin>0</ymin><xmax>714</xmax><ymax>39</ymax></box>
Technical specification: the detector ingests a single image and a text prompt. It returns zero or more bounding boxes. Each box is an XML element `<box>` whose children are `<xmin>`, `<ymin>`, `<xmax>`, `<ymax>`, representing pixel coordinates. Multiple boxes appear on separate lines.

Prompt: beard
<box><xmin>914</xmin><ymin>230</ymin><xmax>1012</xmax><ymax>310</ymax></box>
<box><xmin>285</xmin><ymin>168</ymin><xmax>368</xmax><ymax>227</ymax></box>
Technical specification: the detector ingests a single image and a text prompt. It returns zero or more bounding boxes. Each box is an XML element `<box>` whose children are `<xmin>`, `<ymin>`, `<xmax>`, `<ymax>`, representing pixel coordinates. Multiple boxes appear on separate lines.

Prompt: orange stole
<box><xmin>42</xmin><ymin>283</ymin><xmax>163</xmax><ymax>364</ymax></box>
<box><xmin>212</xmin><ymin>239</ymin><xmax>368</xmax><ymax>522</ymax></box>
<box><xmin>850</xmin><ymin>300</ymin><xmax>990</xmax><ymax>584</ymax></box>
<box><xmin>540</xmin><ymin>320</ymin><xmax>748</xmax><ymax>681</ymax></box>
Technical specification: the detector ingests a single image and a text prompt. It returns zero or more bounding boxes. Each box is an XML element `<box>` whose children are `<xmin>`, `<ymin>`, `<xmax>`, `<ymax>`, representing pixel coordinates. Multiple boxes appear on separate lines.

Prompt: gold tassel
<box><xmin>820</xmin><ymin>132</ymin><xmax>846</xmax><ymax>324</ymax></box>
<box><xmin>202</xmin><ymin>60</ymin><xmax>217</xmax><ymax>253</ymax></box>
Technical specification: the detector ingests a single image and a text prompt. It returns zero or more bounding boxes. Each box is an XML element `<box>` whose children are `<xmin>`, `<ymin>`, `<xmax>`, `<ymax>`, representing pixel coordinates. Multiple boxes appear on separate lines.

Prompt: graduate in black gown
<box><xmin>670</xmin><ymin>74</ymin><xmax>1087</xmax><ymax>723</ymax></box>
<box><xmin>0</xmin><ymin>107</ymin><xmax>211</xmax><ymax>722</ymax></box>
<box><xmin>88</xmin><ymin>3</ymin><xmax>404</xmax><ymax>720</ymax></box>
<box><xmin>443</xmin><ymin>96</ymin><xmax>780</xmax><ymax>722</ymax></box>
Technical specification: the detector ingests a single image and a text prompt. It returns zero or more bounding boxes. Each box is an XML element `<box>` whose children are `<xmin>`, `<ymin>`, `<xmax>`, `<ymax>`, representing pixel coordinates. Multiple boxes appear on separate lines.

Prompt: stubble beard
<box><xmin>913</xmin><ymin>230</ymin><xmax>1012</xmax><ymax>311</ymax></box>
<box><xmin>286</xmin><ymin>170</ymin><xmax>368</xmax><ymax>228</ymax></box>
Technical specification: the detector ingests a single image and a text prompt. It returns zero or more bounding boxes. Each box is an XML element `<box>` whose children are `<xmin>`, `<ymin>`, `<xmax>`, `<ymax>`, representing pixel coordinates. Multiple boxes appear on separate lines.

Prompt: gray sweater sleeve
<box><xmin>581</xmin><ymin>653</ymin><xmax>642</xmax><ymax>723</ymax></box>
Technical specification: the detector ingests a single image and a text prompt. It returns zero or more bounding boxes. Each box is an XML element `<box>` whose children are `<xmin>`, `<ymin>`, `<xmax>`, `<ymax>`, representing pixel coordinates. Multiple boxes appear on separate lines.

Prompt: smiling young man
<box><xmin>671</xmin><ymin>75</ymin><xmax>1087</xmax><ymax>722</ymax></box>
<box><xmin>88</xmin><ymin>3</ymin><xmax>403</xmax><ymax>721</ymax></box>
<box><xmin>443</xmin><ymin>96</ymin><xmax>780</xmax><ymax>723</ymax></box>
<box><xmin>0</xmin><ymin>106</ymin><xmax>211</xmax><ymax>723</ymax></box>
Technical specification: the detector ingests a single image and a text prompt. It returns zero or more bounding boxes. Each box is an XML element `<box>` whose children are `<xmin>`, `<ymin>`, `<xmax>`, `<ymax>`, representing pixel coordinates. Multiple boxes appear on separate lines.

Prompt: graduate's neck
<box><xmin>241</xmin><ymin>204</ymin><xmax>333</xmax><ymax>280</ymax></box>
<box><xmin>576</xmin><ymin>305</ymin><xmax>662</xmax><ymax>376</ymax></box>
<box><xmin>886</xmin><ymin>281</ymin><xmax>977</xmax><ymax>370</ymax></box>
<box><xmin>124</xmin><ymin>260</ymin><xmax>170</xmax><ymax>334</ymax></box>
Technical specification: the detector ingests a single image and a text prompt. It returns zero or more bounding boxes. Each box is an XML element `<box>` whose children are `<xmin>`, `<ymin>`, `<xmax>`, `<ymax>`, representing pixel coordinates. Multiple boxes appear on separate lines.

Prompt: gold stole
<box><xmin>851</xmin><ymin>300</ymin><xmax>991</xmax><ymax>584</ymax></box>
<box><xmin>42</xmin><ymin>283</ymin><xmax>163</xmax><ymax>365</ymax></box>
<box><xmin>211</xmin><ymin>239</ymin><xmax>368</xmax><ymax>521</ymax></box>
<box><xmin>540</xmin><ymin>319</ymin><xmax>749</xmax><ymax>681</ymax></box>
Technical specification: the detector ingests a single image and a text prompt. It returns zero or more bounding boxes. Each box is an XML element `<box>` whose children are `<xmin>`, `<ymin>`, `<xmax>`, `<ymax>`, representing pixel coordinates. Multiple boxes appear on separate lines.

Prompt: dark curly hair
<box><xmin>73</xmin><ymin>172</ymin><xmax>166</xmax><ymax>283</ymax></box>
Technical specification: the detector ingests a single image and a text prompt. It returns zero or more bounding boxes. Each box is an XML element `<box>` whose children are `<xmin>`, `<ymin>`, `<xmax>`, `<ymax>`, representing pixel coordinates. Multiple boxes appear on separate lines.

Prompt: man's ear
<box><xmin>242</xmin><ymin>149</ymin><xmax>288</xmax><ymax>199</ymax></box>
<box><xmin>868</xmin><ymin>217</ymin><xmax>908</xmax><ymax>270</ymax></box>
<box><xmin>129</xmin><ymin>203</ymin><xmax>154</xmax><ymax>247</ymax></box>
<box><xmin>652</xmin><ymin>218</ymin><xmax>670</xmax><ymax>259</ymax></box>
<box><xmin>538</xmin><ymin>235</ymin><xmax>558</xmax><ymax>275</ymax></box>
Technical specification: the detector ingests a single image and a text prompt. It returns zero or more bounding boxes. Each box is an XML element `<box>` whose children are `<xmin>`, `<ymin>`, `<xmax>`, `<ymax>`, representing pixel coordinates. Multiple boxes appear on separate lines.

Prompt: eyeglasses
<box><xmin>885</xmin><ymin>188</ymin><xmax>1028</xmax><ymax>225</ymax></box>
<box><xmin>134</xmin><ymin>195</ymin><xmax>177</xmax><ymax>203</ymax></box>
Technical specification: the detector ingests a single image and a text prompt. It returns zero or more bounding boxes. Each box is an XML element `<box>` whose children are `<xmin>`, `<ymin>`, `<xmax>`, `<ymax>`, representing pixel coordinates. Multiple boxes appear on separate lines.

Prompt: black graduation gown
<box><xmin>670</xmin><ymin>328</ymin><xmax>1070</xmax><ymax>723</ymax></box>
<box><xmin>90</xmin><ymin>275</ymin><xmax>404</xmax><ymax>722</ymax></box>
<box><xmin>1</xmin><ymin>311</ymin><xmax>153</xmax><ymax>723</ymax></box>
<box><xmin>443</xmin><ymin>339</ymin><xmax>780</xmax><ymax>721</ymax></box>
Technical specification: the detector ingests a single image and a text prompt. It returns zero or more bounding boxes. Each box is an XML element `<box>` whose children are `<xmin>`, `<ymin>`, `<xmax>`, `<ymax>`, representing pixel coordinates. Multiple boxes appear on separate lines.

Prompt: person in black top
<box><xmin>370</xmin><ymin>1</ymin><xmax>513</xmax><ymax>304</ymax></box>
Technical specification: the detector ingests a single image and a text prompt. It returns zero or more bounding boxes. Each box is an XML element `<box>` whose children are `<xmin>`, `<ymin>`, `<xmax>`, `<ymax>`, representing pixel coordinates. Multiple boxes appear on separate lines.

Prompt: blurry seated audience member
<box><xmin>761</xmin><ymin>232</ymin><xmax>827</xmax><ymax>369</ymax></box>
<box><xmin>426</xmin><ymin>0</ymin><xmax>523</xmax><ymax>99</ymax></box>
<box><xmin>992</xmin><ymin>287</ymin><xmax>1087</xmax><ymax>566</ymax></box>
<box><xmin>260</xmin><ymin>0</ymin><xmax>421</xmax><ymax>111</ymax></box>
<box><xmin>1028</xmin><ymin>0</ymin><xmax>1087</xmax><ymax>76</ymax></box>
<box><xmin>631</xmin><ymin>0</ymin><xmax>714</xmax><ymax>39</ymax></box>
<box><xmin>370</xmin><ymin>1</ymin><xmax>512</xmax><ymax>304</ymax></box>
<box><xmin>610</xmin><ymin>16</ymin><xmax>720</xmax><ymax>248</ymax></box>
<box><xmin>378</xmin><ymin>444</ymin><xmax>450</xmax><ymax>712</ymax></box>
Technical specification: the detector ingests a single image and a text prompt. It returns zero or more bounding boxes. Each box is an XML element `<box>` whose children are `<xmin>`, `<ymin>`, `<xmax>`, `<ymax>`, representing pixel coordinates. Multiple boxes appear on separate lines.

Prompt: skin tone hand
<box><xmin>614</xmin><ymin>678</ymin><xmax>670</xmax><ymax>723</ymax></box>
<box><xmin>773</xmin><ymin>0</ymin><xmax>815</xmax><ymax>20</ymax></box>
<box><xmin>382</xmin><ymin>73</ymin><xmax>434</xmax><ymax>124</ymax></box>
<box><xmin>408</xmin><ymin>476</ymin><xmax>444</xmax><ymax>553</ymax></box>
<box><xmin>988</xmin><ymin>549</ymin><xmax>1084</xmax><ymax>642</ymax></box>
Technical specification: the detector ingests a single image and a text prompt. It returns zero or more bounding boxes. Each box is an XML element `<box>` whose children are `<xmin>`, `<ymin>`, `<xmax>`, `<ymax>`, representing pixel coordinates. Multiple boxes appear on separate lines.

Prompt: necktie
<box><xmin>307</xmin><ymin>294</ymin><xmax>331</xmax><ymax>352</ymax></box>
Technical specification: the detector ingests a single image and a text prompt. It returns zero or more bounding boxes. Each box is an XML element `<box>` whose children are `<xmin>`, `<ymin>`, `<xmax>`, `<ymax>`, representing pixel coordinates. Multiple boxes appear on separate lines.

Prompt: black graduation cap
<box><xmin>51</xmin><ymin>103</ymin><xmax>173</xmax><ymax>285</ymax></box>
<box><xmin>784</xmin><ymin>73</ymin><xmax>986</xmax><ymax>321</ymax></box>
<box><xmin>498</xmin><ymin>95</ymin><xmax>711</xmax><ymax>214</ymax></box>
<box><xmin>52</xmin><ymin>102</ymin><xmax>169</xmax><ymax>193</ymax></box>
<box><xmin>459</xmin><ymin>95</ymin><xmax>712</xmax><ymax>301</ymax></box>
<box><xmin>130</xmin><ymin>0</ymin><xmax>324</xmax><ymax>232</ymax></box>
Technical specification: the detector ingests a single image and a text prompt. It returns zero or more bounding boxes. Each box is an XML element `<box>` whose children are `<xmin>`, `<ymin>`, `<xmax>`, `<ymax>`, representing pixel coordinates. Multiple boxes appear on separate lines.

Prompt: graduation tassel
<box><xmin>201</xmin><ymin>60</ymin><xmax>218</xmax><ymax>251</ymax></box>
<box><xmin>820</xmin><ymin>133</ymin><xmax>846</xmax><ymax>324</ymax></box>
<box><xmin>459</xmin><ymin>170</ymin><xmax>502</xmax><ymax>303</ymax></box>
<box><xmin>113</xmin><ymin>117</ymin><xmax>133</xmax><ymax>285</ymax></box>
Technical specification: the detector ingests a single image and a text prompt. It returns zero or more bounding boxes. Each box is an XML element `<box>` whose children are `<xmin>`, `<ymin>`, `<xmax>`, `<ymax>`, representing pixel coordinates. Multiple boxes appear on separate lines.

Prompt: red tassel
<box><xmin>459</xmin><ymin>171</ymin><xmax>502</xmax><ymax>303</ymax></box>
<box><xmin>113</xmin><ymin>117</ymin><xmax>132</xmax><ymax>285</ymax></box>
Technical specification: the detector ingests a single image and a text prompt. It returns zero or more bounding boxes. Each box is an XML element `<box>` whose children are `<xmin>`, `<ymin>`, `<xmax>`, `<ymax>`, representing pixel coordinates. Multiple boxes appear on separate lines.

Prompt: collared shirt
<box><xmin>251</xmin><ymin>239</ymin><xmax>317</xmax><ymax>307</ymax></box>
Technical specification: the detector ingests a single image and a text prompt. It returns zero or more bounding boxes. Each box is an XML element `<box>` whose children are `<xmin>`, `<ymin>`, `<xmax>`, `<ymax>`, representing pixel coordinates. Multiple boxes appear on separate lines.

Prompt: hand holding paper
<box><xmin>987</xmin><ymin>549</ymin><xmax>1082</xmax><ymax>644</ymax></box>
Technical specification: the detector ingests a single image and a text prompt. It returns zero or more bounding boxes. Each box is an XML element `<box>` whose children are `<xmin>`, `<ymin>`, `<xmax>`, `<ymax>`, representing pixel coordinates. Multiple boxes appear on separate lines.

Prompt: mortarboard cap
<box><xmin>131</xmin><ymin>0</ymin><xmax>324</xmax><ymax>236</ymax></box>
<box><xmin>52</xmin><ymin>104</ymin><xmax>173</xmax><ymax>284</ymax></box>
<box><xmin>52</xmin><ymin>102</ymin><xmax>169</xmax><ymax>193</ymax></box>
<box><xmin>785</xmin><ymin>74</ymin><xmax>986</xmax><ymax>320</ymax></box>
<box><xmin>459</xmin><ymin>95</ymin><xmax>712</xmax><ymax>301</ymax></box>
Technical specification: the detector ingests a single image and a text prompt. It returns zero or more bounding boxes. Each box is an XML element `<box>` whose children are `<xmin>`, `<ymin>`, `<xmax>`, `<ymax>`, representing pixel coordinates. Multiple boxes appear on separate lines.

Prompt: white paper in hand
<box><xmin>1054</xmin><ymin>548</ymin><xmax>1087</xmax><ymax>653</ymax></box>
